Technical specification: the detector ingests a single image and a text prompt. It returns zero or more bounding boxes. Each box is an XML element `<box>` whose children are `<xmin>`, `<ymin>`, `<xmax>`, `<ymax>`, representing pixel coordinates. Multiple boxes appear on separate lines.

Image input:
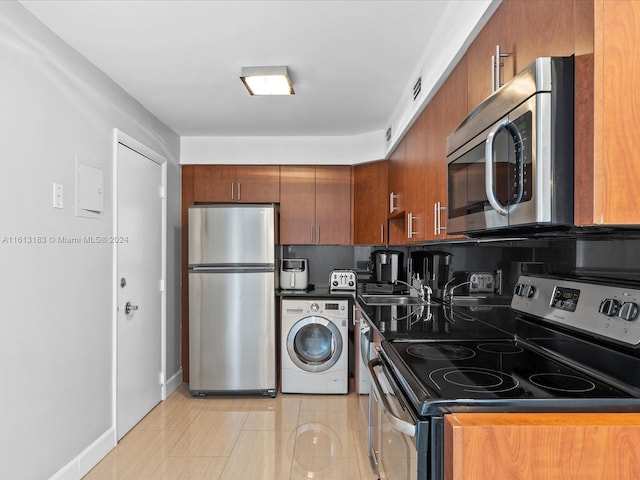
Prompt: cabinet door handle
<box><xmin>237</xmin><ymin>183</ymin><xmax>241</xmax><ymax>201</ymax></box>
<box><xmin>231</xmin><ymin>183</ymin><xmax>234</xmax><ymax>200</ymax></box>
<box><xmin>434</xmin><ymin>201</ymin><xmax>447</xmax><ymax>235</ymax></box>
<box><xmin>492</xmin><ymin>44</ymin><xmax>511</xmax><ymax>92</ymax></box>
<box><xmin>317</xmin><ymin>225</ymin><xmax>320</xmax><ymax>244</ymax></box>
<box><xmin>380</xmin><ymin>224</ymin><xmax>384</xmax><ymax>244</ymax></box>
<box><xmin>407</xmin><ymin>212</ymin><xmax>418</xmax><ymax>239</ymax></box>
<box><xmin>389</xmin><ymin>192</ymin><xmax>398</xmax><ymax>213</ymax></box>
<box><xmin>310</xmin><ymin>225</ymin><xmax>314</xmax><ymax>243</ymax></box>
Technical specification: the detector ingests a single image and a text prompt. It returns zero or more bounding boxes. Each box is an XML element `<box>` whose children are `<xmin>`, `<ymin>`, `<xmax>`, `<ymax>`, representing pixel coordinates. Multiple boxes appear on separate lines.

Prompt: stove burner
<box><xmin>430</xmin><ymin>367</ymin><xmax>520</xmax><ymax>393</ymax></box>
<box><xmin>529</xmin><ymin>373</ymin><xmax>597</xmax><ymax>393</ymax></box>
<box><xmin>406</xmin><ymin>344</ymin><xmax>476</xmax><ymax>361</ymax></box>
<box><xmin>477</xmin><ymin>343</ymin><xmax>524</xmax><ymax>355</ymax></box>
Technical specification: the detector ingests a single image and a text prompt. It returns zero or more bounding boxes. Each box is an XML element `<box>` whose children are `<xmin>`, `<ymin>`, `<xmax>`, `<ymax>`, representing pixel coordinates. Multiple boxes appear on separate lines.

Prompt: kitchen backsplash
<box><xmin>282</xmin><ymin>232</ymin><xmax>640</xmax><ymax>291</ymax></box>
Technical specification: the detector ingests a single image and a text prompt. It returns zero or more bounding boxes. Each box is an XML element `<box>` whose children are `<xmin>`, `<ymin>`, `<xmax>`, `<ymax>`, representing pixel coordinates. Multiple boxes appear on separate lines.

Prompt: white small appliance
<box><xmin>280</xmin><ymin>259</ymin><xmax>309</xmax><ymax>290</ymax></box>
<box><xmin>329</xmin><ymin>269</ymin><xmax>357</xmax><ymax>292</ymax></box>
<box><xmin>281</xmin><ymin>299</ymin><xmax>348</xmax><ymax>394</ymax></box>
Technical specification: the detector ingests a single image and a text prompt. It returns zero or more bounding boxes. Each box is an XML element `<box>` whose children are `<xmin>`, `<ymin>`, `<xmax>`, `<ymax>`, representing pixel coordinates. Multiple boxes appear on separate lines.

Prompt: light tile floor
<box><xmin>83</xmin><ymin>384</ymin><xmax>379</xmax><ymax>480</ymax></box>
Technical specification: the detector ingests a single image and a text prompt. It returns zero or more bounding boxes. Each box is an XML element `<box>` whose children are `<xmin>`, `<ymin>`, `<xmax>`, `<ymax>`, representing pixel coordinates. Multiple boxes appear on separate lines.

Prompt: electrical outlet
<box><xmin>53</xmin><ymin>183</ymin><xmax>63</xmax><ymax>209</ymax></box>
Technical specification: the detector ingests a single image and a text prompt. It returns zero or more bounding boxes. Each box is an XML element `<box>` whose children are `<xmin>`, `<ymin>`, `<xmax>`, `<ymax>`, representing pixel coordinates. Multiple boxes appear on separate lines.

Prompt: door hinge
<box><xmin>159</xmin><ymin>278</ymin><xmax>165</xmax><ymax>292</ymax></box>
<box><xmin>159</xmin><ymin>184</ymin><xmax>166</xmax><ymax>199</ymax></box>
<box><xmin>159</xmin><ymin>372</ymin><xmax>165</xmax><ymax>386</ymax></box>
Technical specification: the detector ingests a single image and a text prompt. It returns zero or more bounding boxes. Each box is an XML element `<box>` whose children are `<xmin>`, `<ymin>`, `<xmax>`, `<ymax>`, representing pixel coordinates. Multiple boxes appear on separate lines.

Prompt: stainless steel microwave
<box><xmin>446</xmin><ymin>56</ymin><xmax>574</xmax><ymax>235</ymax></box>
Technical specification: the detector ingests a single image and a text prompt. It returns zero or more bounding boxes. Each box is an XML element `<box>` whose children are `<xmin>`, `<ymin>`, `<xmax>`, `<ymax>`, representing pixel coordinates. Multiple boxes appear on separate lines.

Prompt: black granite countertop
<box><xmin>277</xmin><ymin>285</ymin><xmax>355</xmax><ymax>300</ymax></box>
<box><xmin>357</xmin><ymin>295</ymin><xmax>516</xmax><ymax>341</ymax></box>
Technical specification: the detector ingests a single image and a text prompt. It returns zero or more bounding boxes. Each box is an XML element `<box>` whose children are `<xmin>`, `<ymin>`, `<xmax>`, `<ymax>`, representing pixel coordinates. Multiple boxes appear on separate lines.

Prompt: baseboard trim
<box><xmin>163</xmin><ymin>367</ymin><xmax>183</xmax><ymax>399</ymax></box>
<box><xmin>49</xmin><ymin>427</ymin><xmax>116</xmax><ymax>480</ymax></box>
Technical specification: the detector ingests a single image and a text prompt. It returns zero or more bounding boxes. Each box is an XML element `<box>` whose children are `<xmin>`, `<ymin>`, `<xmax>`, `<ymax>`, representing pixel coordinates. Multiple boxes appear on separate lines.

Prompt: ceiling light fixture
<box><xmin>240</xmin><ymin>66</ymin><xmax>295</xmax><ymax>96</ymax></box>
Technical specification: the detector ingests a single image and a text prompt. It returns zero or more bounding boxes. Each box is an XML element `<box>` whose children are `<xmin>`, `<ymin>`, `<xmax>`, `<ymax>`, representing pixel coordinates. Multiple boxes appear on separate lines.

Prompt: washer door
<box><xmin>287</xmin><ymin>316</ymin><xmax>343</xmax><ymax>373</ymax></box>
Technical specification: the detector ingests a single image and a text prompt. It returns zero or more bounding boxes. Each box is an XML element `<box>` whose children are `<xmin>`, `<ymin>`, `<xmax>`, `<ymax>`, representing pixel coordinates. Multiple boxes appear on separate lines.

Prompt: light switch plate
<box><xmin>53</xmin><ymin>183</ymin><xmax>63</xmax><ymax>209</ymax></box>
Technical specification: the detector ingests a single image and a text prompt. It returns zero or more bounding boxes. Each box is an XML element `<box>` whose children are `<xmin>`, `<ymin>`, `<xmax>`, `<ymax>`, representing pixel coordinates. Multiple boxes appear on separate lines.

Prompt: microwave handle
<box><xmin>485</xmin><ymin>118</ymin><xmax>524</xmax><ymax>216</ymax></box>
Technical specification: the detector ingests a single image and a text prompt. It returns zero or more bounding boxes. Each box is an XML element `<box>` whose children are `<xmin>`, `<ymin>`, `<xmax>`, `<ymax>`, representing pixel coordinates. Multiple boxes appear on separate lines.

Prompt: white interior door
<box><xmin>116</xmin><ymin>141</ymin><xmax>163</xmax><ymax>440</ymax></box>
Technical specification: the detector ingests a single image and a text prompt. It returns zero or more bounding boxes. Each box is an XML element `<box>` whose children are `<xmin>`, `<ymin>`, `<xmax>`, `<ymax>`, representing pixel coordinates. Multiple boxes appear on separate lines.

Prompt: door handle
<box><xmin>125</xmin><ymin>301</ymin><xmax>139</xmax><ymax>314</ymax></box>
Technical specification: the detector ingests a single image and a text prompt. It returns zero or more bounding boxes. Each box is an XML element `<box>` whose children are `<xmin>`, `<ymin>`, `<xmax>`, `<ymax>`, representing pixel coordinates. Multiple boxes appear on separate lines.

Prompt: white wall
<box><xmin>0</xmin><ymin>3</ymin><xmax>181</xmax><ymax>479</ymax></box>
<box><xmin>180</xmin><ymin>129</ymin><xmax>386</xmax><ymax>165</ymax></box>
<box><xmin>181</xmin><ymin>0</ymin><xmax>498</xmax><ymax>166</ymax></box>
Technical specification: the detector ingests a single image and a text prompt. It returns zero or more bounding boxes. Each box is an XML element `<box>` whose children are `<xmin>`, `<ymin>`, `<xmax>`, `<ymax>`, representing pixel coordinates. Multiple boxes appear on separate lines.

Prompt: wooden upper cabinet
<box><xmin>353</xmin><ymin>160</ymin><xmax>389</xmax><ymax>245</ymax></box>
<box><xmin>280</xmin><ymin>165</ymin><xmax>351</xmax><ymax>245</ymax></box>
<box><xmin>193</xmin><ymin>165</ymin><xmax>280</xmax><ymax>203</ymax></box>
<box><xmin>575</xmin><ymin>0</ymin><xmax>640</xmax><ymax>226</ymax></box>
<box><xmin>466</xmin><ymin>5</ymin><xmax>510</xmax><ymax>112</ymax></box>
<box><xmin>438</xmin><ymin>57</ymin><xmax>468</xmax><ymax>240</ymax></box>
<box><xmin>445</xmin><ymin>412</ymin><xmax>640</xmax><ymax>480</ymax></box>
<box><xmin>315</xmin><ymin>166</ymin><xmax>352</xmax><ymax>245</ymax></box>
<box><xmin>466</xmin><ymin>0</ymin><xmax>575</xmax><ymax>113</ymax></box>
<box><xmin>388</xmin><ymin>138</ymin><xmax>408</xmax><ymax>245</ymax></box>
<box><xmin>405</xmin><ymin>111</ymin><xmax>428</xmax><ymax>243</ymax></box>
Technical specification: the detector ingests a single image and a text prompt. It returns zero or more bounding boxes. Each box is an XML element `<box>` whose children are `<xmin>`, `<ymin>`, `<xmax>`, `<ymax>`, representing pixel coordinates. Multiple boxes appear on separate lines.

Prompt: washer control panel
<box><xmin>512</xmin><ymin>275</ymin><xmax>640</xmax><ymax>346</ymax></box>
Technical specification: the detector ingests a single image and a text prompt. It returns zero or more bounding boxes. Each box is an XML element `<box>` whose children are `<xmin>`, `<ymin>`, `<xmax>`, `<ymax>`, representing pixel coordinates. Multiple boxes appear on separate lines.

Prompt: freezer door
<box><xmin>189</xmin><ymin>270</ymin><xmax>276</xmax><ymax>393</ymax></box>
<box><xmin>188</xmin><ymin>205</ymin><xmax>275</xmax><ymax>265</ymax></box>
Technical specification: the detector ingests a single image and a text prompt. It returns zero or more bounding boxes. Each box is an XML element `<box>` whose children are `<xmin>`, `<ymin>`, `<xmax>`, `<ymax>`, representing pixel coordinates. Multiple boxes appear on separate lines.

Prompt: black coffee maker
<box><xmin>409</xmin><ymin>251</ymin><xmax>452</xmax><ymax>299</ymax></box>
<box><xmin>366</xmin><ymin>249</ymin><xmax>405</xmax><ymax>294</ymax></box>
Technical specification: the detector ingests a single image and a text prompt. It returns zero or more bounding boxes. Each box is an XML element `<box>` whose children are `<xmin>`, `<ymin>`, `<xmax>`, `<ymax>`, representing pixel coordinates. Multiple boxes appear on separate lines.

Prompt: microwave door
<box><xmin>447</xmin><ymin>138</ymin><xmax>509</xmax><ymax>234</ymax></box>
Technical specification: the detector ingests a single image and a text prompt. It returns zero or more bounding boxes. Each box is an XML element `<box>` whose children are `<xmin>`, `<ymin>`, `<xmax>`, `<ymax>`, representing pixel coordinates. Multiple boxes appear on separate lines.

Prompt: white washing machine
<box><xmin>281</xmin><ymin>298</ymin><xmax>349</xmax><ymax>394</ymax></box>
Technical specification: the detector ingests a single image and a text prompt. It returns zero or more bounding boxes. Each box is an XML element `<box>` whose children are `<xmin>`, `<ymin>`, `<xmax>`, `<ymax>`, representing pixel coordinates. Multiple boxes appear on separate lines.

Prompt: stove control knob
<box><xmin>618</xmin><ymin>302</ymin><xmax>639</xmax><ymax>321</ymax></box>
<box><xmin>599</xmin><ymin>298</ymin><xmax>620</xmax><ymax>317</ymax></box>
<box><xmin>310</xmin><ymin>303</ymin><xmax>320</xmax><ymax>313</ymax></box>
<box><xmin>521</xmin><ymin>285</ymin><xmax>536</xmax><ymax>298</ymax></box>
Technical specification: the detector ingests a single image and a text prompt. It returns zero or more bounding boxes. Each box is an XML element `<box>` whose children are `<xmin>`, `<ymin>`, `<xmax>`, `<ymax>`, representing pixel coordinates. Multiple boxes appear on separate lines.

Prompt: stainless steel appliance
<box><xmin>363</xmin><ymin>274</ymin><xmax>640</xmax><ymax>480</ymax></box>
<box><xmin>446</xmin><ymin>56</ymin><xmax>574</xmax><ymax>235</ymax></box>
<box><xmin>280</xmin><ymin>258</ymin><xmax>308</xmax><ymax>290</ymax></box>
<box><xmin>329</xmin><ymin>269</ymin><xmax>357</xmax><ymax>292</ymax></box>
<box><xmin>188</xmin><ymin>204</ymin><xmax>277</xmax><ymax>397</ymax></box>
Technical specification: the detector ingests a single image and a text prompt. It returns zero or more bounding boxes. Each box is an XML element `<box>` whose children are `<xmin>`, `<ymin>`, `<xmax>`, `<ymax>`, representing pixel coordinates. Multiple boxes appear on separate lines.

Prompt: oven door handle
<box><xmin>368</xmin><ymin>357</ymin><xmax>417</xmax><ymax>437</ymax></box>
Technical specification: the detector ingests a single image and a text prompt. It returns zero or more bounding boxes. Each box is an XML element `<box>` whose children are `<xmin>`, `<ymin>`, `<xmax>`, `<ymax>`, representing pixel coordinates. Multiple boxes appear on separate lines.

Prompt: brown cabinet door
<box><xmin>445</xmin><ymin>412</ymin><xmax>640</xmax><ymax>480</ymax></box>
<box><xmin>466</xmin><ymin>5</ymin><xmax>509</xmax><ymax>112</ymax></box>
<box><xmin>507</xmin><ymin>0</ymin><xmax>575</xmax><ymax>74</ymax></box>
<box><xmin>405</xmin><ymin>111</ymin><xmax>427</xmax><ymax>242</ymax></box>
<box><xmin>193</xmin><ymin>165</ymin><xmax>236</xmax><ymax>202</ymax></box>
<box><xmin>592</xmin><ymin>0</ymin><xmax>640</xmax><ymax>225</ymax></box>
<box><xmin>280</xmin><ymin>166</ymin><xmax>316</xmax><ymax>244</ymax></box>
<box><xmin>235</xmin><ymin>165</ymin><xmax>280</xmax><ymax>203</ymax></box>
<box><xmin>438</xmin><ymin>57</ymin><xmax>468</xmax><ymax>240</ymax></box>
<box><xmin>315</xmin><ymin>165</ymin><xmax>352</xmax><ymax>245</ymax></box>
<box><xmin>354</xmin><ymin>161</ymin><xmax>389</xmax><ymax>245</ymax></box>
<box><xmin>388</xmin><ymin>138</ymin><xmax>407</xmax><ymax>244</ymax></box>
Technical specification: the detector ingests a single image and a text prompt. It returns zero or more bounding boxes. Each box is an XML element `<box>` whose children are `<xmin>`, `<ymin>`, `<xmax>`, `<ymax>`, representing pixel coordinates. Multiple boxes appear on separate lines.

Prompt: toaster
<box><xmin>280</xmin><ymin>259</ymin><xmax>309</xmax><ymax>290</ymax></box>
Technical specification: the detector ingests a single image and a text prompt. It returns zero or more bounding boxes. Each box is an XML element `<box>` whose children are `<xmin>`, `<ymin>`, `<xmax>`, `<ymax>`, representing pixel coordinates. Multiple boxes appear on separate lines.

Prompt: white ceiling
<box><xmin>19</xmin><ymin>0</ymin><xmax>486</xmax><ymax>138</ymax></box>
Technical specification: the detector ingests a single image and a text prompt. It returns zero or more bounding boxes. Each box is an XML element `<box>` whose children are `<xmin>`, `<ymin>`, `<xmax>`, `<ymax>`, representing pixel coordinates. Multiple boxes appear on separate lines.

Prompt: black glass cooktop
<box><xmin>381</xmin><ymin>338</ymin><xmax>640</xmax><ymax>416</ymax></box>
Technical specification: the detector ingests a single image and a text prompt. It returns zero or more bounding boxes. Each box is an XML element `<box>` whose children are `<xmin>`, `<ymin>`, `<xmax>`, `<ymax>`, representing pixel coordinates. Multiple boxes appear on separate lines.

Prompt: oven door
<box><xmin>369</xmin><ymin>357</ymin><xmax>421</xmax><ymax>480</ymax></box>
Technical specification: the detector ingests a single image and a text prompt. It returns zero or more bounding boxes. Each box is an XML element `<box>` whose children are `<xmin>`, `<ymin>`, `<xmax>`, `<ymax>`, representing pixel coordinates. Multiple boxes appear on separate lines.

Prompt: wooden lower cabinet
<box><xmin>445</xmin><ymin>412</ymin><xmax>640</xmax><ymax>480</ymax></box>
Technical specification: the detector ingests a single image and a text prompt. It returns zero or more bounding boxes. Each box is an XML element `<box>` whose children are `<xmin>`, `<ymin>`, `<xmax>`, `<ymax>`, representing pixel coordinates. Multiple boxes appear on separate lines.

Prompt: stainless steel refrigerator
<box><xmin>188</xmin><ymin>204</ymin><xmax>277</xmax><ymax>396</ymax></box>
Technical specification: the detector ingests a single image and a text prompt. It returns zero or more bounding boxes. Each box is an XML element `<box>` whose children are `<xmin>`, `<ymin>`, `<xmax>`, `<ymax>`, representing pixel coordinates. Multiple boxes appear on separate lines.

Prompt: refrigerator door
<box><xmin>189</xmin><ymin>204</ymin><xmax>275</xmax><ymax>266</ymax></box>
<box><xmin>189</xmin><ymin>270</ymin><xmax>276</xmax><ymax>394</ymax></box>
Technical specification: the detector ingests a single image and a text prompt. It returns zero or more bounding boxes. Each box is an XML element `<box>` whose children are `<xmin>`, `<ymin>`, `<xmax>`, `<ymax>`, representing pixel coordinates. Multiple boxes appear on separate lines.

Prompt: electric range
<box><xmin>369</xmin><ymin>274</ymin><xmax>640</xmax><ymax>480</ymax></box>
